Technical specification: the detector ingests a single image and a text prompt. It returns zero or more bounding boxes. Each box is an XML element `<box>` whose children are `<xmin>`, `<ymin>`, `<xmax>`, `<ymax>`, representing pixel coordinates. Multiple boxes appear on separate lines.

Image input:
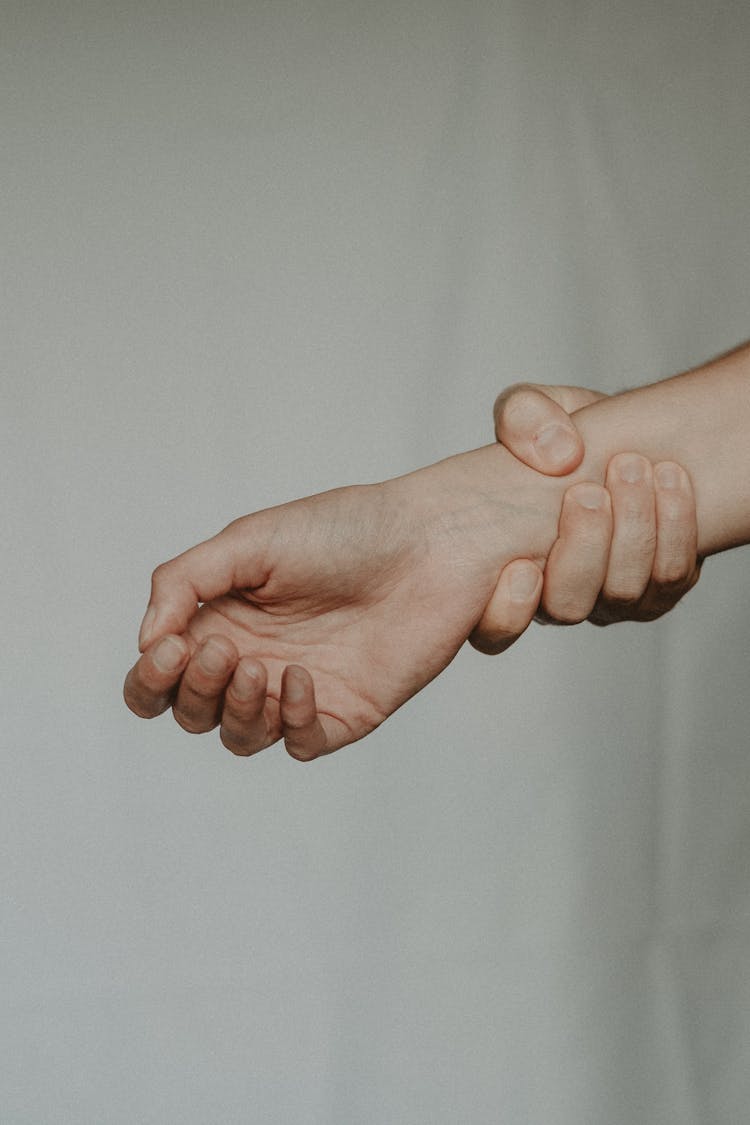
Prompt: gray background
<box><xmin>3</xmin><ymin>2</ymin><xmax>749</xmax><ymax>1122</ymax></box>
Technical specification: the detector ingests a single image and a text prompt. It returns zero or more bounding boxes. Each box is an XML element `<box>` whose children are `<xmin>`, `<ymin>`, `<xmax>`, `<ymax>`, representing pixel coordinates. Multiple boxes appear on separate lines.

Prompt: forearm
<box><xmin>394</xmin><ymin>343</ymin><xmax>749</xmax><ymax>596</ymax></box>
<box><xmin>573</xmin><ymin>341</ymin><xmax>750</xmax><ymax>557</ymax></box>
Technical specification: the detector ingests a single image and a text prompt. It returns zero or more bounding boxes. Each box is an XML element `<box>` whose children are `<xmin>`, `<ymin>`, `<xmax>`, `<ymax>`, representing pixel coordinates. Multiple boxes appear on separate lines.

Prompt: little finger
<box><xmin>468</xmin><ymin>560</ymin><xmax>543</xmax><ymax>655</ymax></box>
<box><xmin>636</xmin><ymin>462</ymin><xmax>701</xmax><ymax>619</ymax></box>
<box><xmin>281</xmin><ymin>666</ymin><xmax>331</xmax><ymax>762</ymax></box>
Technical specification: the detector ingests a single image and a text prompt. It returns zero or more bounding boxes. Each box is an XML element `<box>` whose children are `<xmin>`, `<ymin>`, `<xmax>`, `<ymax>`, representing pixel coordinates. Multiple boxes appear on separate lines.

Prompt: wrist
<box><xmin>570</xmin><ymin>345</ymin><xmax>750</xmax><ymax>556</ymax></box>
<box><xmin>387</xmin><ymin>443</ymin><xmax>571</xmax><ymax>582</ymax></box>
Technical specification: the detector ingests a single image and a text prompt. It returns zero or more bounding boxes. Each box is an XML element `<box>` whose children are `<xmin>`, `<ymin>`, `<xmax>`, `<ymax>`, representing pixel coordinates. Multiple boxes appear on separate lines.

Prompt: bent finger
<box><xmin>123</xmin><ymin>634</ymin><xmax>191</xmax><ymax>719</ymax></box>
<box><xmin>539</xmin><ymin>484</ymin><xmax>613</xmax><ymax>623</ymax></box>
<box><xmin>652</xmin><ymin>462</ymin><xmax>700</xmax><ymax>585</ymax></box>
<box><xmin>600</xmin><ymin>454</ymin><xmax>657</xmax><ymax>608</ymax></box>
<box><xmin>138</xmin><ymin>517</ymin><xmax>271</xmax><ymax>651</ymax></box>
<box><xmin>281</xmin><ymin>666</ymin><xmax>332</xmax><ymax>762</ymax></box>
<box><xmin>219</xmin><ymin>658</ymin><xmax>278</xmax><ymax>756</ymax></box>
<box><xmin>171</xmin><ymin>634</ymin><xmax>239</xmax><ymax>734</ymax></box>
<box><xmin>635</xmin><ymin>462</ymin><xmax>702</xmax><ymax>620</ymax></box>
<box><xmin>468</xmin><ymin>559</ymin><xmax>543</xmax><ymax>655</ymax></box>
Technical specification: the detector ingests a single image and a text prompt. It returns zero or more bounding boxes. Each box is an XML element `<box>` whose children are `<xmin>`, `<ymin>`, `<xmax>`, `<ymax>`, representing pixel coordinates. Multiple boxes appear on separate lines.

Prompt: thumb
<box><xmin>493</xmin><ymin>383</ymin><xmax>602</xmax><ymax>476</ymax></box>
<box><xmin>137</xmin><ymin>521</ymin><xmax>266</xmax><ymax>650</ymax></box>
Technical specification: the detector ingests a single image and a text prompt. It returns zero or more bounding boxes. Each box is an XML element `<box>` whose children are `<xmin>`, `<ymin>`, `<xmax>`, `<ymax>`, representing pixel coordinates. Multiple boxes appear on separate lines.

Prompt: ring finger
<box><xmin>219</xmin><ymin>658</ymin><xmax>278</xmax><ymax>756</ymax></box>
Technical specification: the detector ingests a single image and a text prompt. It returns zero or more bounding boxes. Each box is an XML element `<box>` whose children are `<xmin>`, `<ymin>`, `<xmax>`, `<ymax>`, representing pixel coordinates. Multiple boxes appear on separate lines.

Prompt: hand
<box><xmin>124</xmin><ymin>448</ymin><xmax>565</xmax><ymax>760</ymax></box>
<box><xmin>469</xmin><ymin>384</ymin><xmax>702</xmax><ymax>655</ymax></box>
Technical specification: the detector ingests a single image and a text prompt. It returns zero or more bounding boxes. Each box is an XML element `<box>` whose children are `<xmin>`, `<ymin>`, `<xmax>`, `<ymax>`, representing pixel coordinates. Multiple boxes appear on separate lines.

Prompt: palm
<box><xmin>126</xmin><ymin>446</ymin><xmax>561</xmax><ymax>756</ymax></box>
<box><xmin>182</xmin><ymin>482</ymin><xmax>497</xmax><ymax>749</ymax></box>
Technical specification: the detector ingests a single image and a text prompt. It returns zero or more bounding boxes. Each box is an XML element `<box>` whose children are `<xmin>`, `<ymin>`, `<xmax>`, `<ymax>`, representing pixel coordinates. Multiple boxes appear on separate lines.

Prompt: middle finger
<box><xmin>172</xmin><ymin>635</ymin><xmax>239</xmax><ymax>734</ymax></box>
<box><xmin>601</xmin><ymin>453</ymin><xmax>656</xmax><ymax>607</ymax></box>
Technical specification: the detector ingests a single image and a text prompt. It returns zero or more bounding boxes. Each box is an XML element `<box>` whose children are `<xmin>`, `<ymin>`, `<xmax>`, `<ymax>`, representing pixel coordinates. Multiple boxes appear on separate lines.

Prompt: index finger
<box><xmin>123</xmin><ymin>634</ymin><xmax>192</xmax><ymax>719</ymax></box>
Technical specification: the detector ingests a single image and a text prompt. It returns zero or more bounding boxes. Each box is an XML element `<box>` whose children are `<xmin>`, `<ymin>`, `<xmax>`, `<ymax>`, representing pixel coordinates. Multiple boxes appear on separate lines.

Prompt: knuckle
<box><xmin>590</xmin><ymin>595</ymin><xmax>651</xmax><ymax>624</ymax></box>
<box><xmin>656</xmin><ymin>490</ymin><xmax>691</xmax><ymax>522</ymax></box>
<box><xmin>150</xmin><ymin>560</ymin><xmax>175</xmax><ymax>593</ymax></box>
<box><xmin>552</xmin><ymin>607</ymin><xmax>589</xmax><ymax>626</ymax></box>
<box><xmin>123</xmin><ymin>677</ymin><xmax>169</xmax><ymax>718</ymax></box>
<box><xmin>652</xmin><ymin>559</ymin><xmax>701</xmax><ymax>594</ymax></box>
<box><xmin>286</xmin><ymin>746</ymin><xmax>317</xmax><ymax>762</ymax></box>
<box><xmin>652</xmin><ymin>535</ymin><xmax>696</xmax><ymax>584</ymax></box>
<box><xmin>613</xmin><ymin>527</ymin><xmax>658</xmax><ymax>564</ymax></box>
<box><xmin>183</xmin><ymin>677</ymin><xmax>224</xmax><ymax>700</ymax></box>
<box><xmin>468</xmin><ymin>628</ymin><xmax>514</xmax><ymax>655</ymax></box>
<box><xmin>220</xmin><ymin>727</ymin><xmax>251</xmax><ymax>756</ymax></box>
<box><xmin>588</xmin><ymin>607</ymin><xmax>619</xmax><ymax>627</ymax></box>
<box><xmin>505</xmin><ymin>565</ymin><xmax>542</xmax><ymax>609</ymax></box>
<box><xmin>541</xmin><ymin>592</ymin><xmax>591</xmax><ymax>625</ymax></box>
<box><xmin>632</xmin><ymin>588</ymin><xmax>679</xmax><ymax>620</ymax></box>
<box><xmin>616</xmin><ymin>493</ymin><xmax>656</xmax><ymax>526</ymax></box>
<box><xmin>634</xmin><ymin>534</ymin><xmax>659</xmax><ymax>561</ymax></box>
<box><xmin>125</xmin><ymin>698</ymin><xmax>160</xmax><ymax>719</ymax></box>
<box><xmin>172</xmin><ymin>709</ymin><xmax>213</xmax><ymax>735</ymax></box>
<box><xmin>282</xmin><ymin>714</ymin><xmax>312</xmax><ymax>733</ymax></box>
<box><xmin>601</xmin><ymin>583</ymin><xmax>643</xmax><ymax>607</ymax></box>
<box><xmin>652</xmin><ymin>561</ymin><xmax>690</xmax><ymax>587</ymax></box>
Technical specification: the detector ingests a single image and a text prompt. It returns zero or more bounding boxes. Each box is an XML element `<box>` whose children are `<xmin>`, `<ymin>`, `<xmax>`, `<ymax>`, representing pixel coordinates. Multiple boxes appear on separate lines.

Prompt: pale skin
<box><xmin>124</xmin><ymin>341</ymin><xmax>750</xmax><ymax>760</ymax></box>
<box><xmin>124</xmin><ymin>459</ymin><xmax>563</xmax><ymax>760</ymax></box>
<box><xmin>470</xmin><ymin>384</ymin><xmax>702</xmax><ymax>654</ymax></box>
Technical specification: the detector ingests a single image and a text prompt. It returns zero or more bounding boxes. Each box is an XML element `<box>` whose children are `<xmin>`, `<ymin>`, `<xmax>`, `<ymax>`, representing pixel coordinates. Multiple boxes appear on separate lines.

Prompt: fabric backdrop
<box><xmin>3</xmin><ymin>2</ymin><xmax>749</xmax><ymax>1122</ymax></box>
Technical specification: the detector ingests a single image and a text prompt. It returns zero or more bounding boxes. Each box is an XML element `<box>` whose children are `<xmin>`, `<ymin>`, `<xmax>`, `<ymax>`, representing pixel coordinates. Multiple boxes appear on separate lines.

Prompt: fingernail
<box><xmin>284</xmin><ymin>667</ymin><xmax>306</xmax><ymax>703</ymax></box>
<box><xmin>535</xmin><ymin>424</ymin><xmax>580</xmax><ymax>466</ymax></box>
<box><xmin>617</xmin><ymin>455</ymin><xmax>646</xmax><ymax>484</ymax></box>
<box><xmin>139</xmin><ymin>605</ymin><xmax>158</xmax><ymax>649</ymax></box>
<box><xmin>655</xmin><ymin>462</ymin><xmax>681</xmax><ymax>489</ymax></box>
<box><xmin>233</xmin><ymin>664</ymin><xmax>260</xmax><ymax>700</ymax></box>
<box><xmin>198</xmin><ymin>639</ymin><xmax>229</xmax><ymax>675</ymax></box>
<box><xmin>572</xmin><ymin>483</ymin><xmax>606</xmax><ymax>510</ymax></box>
<box><xmin>152</xmin><ymin>636</ymin><xmax>184</xmax><ymax>673</ymax></box>
<box><xmin>510</xmin><ymin>566</ymin><xmax>540</xmax><ymax>602</ymax></box>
